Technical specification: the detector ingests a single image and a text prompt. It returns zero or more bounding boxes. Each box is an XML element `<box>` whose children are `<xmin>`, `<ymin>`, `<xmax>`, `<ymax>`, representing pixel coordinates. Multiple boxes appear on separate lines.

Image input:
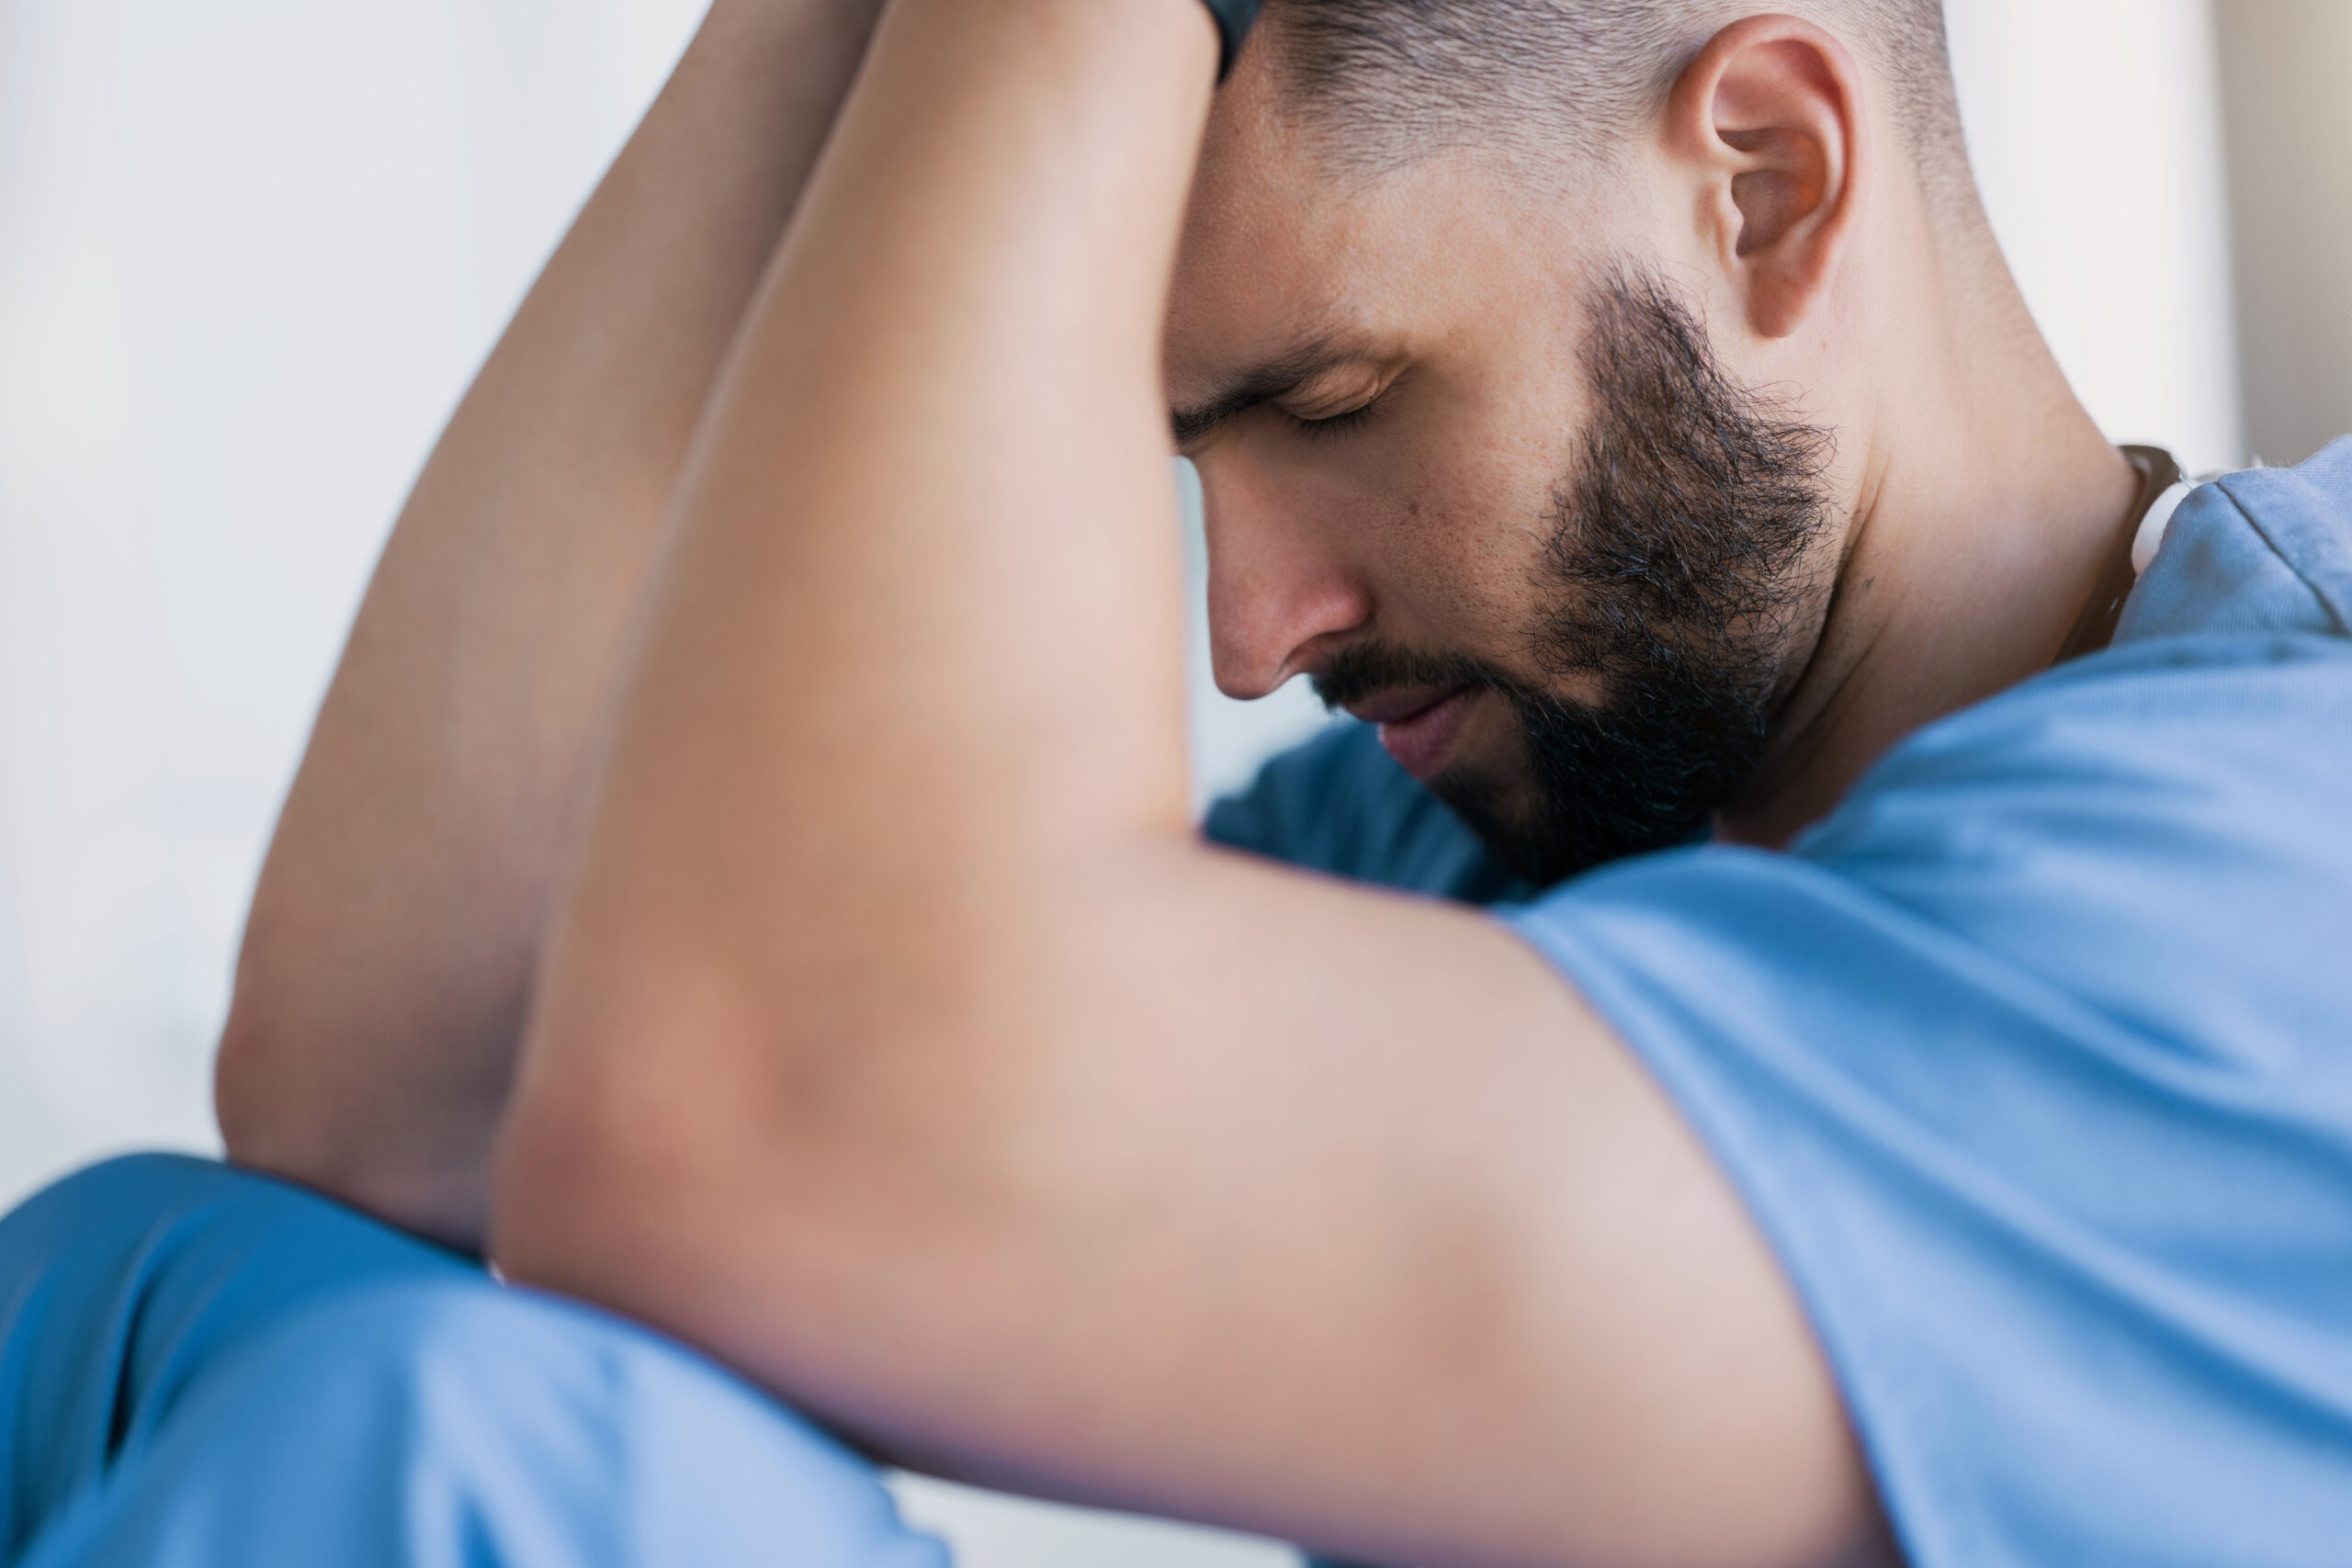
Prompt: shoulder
<box><xmin>1801</xmin><ymin>595</ymin><xmax>2351</xmax><ymax>1066</ymax></box>
<box><xmin>1752</xmin><ymin>435</ymin><xmax>2352</xmax><ymax>1053</ymax></box>
<box><xmin>1499</xmin><ymin>470</ymin><xmax>2352</xmax><ymax>1558</ymax></box>
<box><xmin>2119</xmin><ymin>436</ymin><xmax>2352</xmax><ymax>644</ymax></box>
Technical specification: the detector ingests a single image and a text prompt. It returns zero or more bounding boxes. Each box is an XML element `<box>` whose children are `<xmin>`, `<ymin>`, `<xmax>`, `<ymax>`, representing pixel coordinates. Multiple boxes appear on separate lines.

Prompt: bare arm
<box><xmin>496</xmin><ymin>3</ymin><xmax>1887</xmax><ymax>1563</ymax></box>
<box><xmin>216</xmin><ymin>0</ymin><xmax>880</xmax><ymax>1250</ymax></box>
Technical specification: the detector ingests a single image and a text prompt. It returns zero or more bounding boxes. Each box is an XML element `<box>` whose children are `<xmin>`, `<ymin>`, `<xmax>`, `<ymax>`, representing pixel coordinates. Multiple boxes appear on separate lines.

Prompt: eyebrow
<box><xmin>1170</xmin><ymin>336</ymin><xmax>1357</xmax><ymax>447</ymax></box>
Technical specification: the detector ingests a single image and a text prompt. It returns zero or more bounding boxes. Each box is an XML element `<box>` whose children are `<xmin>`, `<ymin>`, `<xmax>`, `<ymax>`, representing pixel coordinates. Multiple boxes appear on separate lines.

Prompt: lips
<box><xmin>1363</xmin><ymin>684</ymin><xmax>1479</xmax><ymax>782</ymax></box>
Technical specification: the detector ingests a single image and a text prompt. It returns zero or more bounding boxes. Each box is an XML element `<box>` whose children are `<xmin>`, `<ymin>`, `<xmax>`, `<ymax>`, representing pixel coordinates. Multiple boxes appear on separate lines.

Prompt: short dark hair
<box><xmin>1264</xmin><ymin>0</ymin><xmax>1970</xmax><ymax>220</ymax></box>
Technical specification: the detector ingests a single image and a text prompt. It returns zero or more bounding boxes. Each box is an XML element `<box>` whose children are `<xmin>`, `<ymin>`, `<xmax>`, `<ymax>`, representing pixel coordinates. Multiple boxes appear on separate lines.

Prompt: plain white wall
<box><xmin>0</xmin><ymin>0</ymin><xmax>708</xmax><ymax>1195</ymax></box>
<box><xmin>1944</xmin><ymin>0</ymin><xmax>2244</xmax><ymax>476</ymax></box>
<box><xmin>0</xmin><ymin>3</ymin><xmax>2248</xmax><ymax>1563</ymax></box>
<box><xmin>2215</xmin><ymin>0</ymin><xmax>2352</xmax><ymax>468</ymax></box>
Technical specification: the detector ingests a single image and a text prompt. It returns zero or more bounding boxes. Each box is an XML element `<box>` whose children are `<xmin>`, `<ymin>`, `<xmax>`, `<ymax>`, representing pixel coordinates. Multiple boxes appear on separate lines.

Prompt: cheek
<box><xmin>1204</xmin><ymin>378</ymin><xmax>1586</xmax><ymax>671</ymax></box>
<box><xmin>1351</xmin><ymin>428</ymin><xmax>1570</xmax><ymax>660</ymax></box>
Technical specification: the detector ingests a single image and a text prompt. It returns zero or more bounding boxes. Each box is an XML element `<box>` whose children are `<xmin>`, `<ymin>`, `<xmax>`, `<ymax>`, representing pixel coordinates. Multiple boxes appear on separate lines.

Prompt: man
<box><xmin>4</xmin><ymin>1</ymin><xmax>2347</xmax><ymax>1565</ymax></box>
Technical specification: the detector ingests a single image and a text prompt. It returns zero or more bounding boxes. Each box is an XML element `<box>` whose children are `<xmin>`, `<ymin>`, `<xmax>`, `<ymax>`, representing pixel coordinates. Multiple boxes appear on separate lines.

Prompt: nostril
<box><xmin>1212</xmin><ymin>602</ymin><xmax>1370</xmax><ymax>701</ymax></box>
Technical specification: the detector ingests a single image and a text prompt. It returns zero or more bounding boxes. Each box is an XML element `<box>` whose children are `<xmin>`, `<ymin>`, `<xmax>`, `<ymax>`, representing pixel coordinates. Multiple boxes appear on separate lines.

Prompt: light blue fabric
<box><xmin>0</xmin><ymin>1155</ymin><xmax>949</xmax><ymax>1568</ymax></box>
<box><xmin>1230</xmin><ymin>441</ymin><xmax>2352</xmax><ymax>1566</ymax></box>
<box><xmin>1205</xmin><ymin>721</ymin><xmax>1527</xmax><ymax>904</ymax></box>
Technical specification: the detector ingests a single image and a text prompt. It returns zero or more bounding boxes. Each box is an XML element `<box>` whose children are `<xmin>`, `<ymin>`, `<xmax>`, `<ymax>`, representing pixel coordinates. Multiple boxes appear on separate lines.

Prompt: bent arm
<box><xmin>216</xmin><ymin>0</ymin><xmax>878</xmax><ymax>1249</ymax></box>
<box><xmin>496</xmin><ymin>3</ymin><xmax>1886</xmax><ymax>1562</ymax></box>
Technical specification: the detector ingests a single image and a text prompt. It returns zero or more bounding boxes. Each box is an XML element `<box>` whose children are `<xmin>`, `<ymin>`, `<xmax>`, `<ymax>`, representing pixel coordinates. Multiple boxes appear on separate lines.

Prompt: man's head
<box><xmin>1167</xmin><ymin>2</ymin><xmax>1985</xmax><ymax>884</ymax></box>
<box><xmin>1260</xmin><ymin>0</ymin><xmax>1963</xmax><ymax>197</ymax></box>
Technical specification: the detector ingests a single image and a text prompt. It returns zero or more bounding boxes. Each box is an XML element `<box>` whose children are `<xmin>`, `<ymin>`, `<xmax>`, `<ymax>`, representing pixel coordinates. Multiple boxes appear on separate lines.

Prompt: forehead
<box><xmin>1164</xmin><ymin>73</ymin><xmax>1602</xmax><ymax>406</ymax></box>
<box><xmin>1166</xmin><ymin>92</ymin><xmax>1414</xmax><ymax>385</ymax></box>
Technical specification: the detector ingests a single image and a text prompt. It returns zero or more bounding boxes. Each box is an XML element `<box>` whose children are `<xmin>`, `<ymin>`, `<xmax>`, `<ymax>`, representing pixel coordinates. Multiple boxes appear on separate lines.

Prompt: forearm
<box><xmin>218</xmin><ymin>0</ymin><xmax>880</xmax><ymax>1249</ymax></box>
<box><xmin>497</xmin><ymin>0</ymin><xmax>1216</xmax><ymax>1304</ymax></box>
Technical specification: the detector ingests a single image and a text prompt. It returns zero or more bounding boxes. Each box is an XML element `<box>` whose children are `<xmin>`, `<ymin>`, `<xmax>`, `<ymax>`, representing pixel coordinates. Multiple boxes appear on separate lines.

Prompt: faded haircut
<box><xmin>1263</xmin><ymin>0</ymin><xmax>1973</xmax><ymax>225</ymax></box>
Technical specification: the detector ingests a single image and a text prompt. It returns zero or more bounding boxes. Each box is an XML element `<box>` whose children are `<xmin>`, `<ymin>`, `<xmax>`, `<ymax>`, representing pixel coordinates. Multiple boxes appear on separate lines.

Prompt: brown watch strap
<box><xmin>2054</xmin><ymin>445</ymin><xmax>2185</xmax><ymax>665</ymax></box>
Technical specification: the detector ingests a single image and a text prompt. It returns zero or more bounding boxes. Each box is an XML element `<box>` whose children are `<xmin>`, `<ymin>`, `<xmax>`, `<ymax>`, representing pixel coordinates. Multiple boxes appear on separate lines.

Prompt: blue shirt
<box><xmin>1209</xmin><ymin>440</ymin><xmax>2352</xmax><ymax>1566</ymax></box>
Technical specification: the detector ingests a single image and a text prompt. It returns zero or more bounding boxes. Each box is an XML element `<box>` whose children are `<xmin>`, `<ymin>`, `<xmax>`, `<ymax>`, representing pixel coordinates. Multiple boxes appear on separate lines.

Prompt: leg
<box><xmin>0</xmin><ymin>1156</ymin><xmax>946</xmax><ymax>1568</ymax></box>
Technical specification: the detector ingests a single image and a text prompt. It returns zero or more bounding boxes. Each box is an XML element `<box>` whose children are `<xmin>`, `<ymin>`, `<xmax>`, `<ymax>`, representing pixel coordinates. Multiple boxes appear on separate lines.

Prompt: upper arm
<box><xmin>497</xmin><ymin>840</ymin><xmax>1886</xmax><ymax>1568</ymax></box>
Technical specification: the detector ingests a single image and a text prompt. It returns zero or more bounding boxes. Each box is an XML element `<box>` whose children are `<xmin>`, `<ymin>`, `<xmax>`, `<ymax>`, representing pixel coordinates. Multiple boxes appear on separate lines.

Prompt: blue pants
<box><xmin>0</xmin><ymin>1156</ymin><xmax>950</xmax><ymax>1567</ymax></box>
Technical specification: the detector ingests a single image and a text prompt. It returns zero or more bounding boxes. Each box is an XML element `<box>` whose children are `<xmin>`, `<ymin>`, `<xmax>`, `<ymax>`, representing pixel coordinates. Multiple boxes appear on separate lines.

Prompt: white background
<box><xmin>0</xmin><ymin>2</ymin><xmax>2278</xmax><ymax>1562</ymax></box>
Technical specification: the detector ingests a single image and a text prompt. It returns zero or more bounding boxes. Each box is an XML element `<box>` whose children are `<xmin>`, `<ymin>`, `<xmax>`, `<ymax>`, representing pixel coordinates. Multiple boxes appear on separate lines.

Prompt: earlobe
<box><xmin>1666</xmin><ymin>17</ymin><xmax>1866</xmax><ymax>340</ymax></box>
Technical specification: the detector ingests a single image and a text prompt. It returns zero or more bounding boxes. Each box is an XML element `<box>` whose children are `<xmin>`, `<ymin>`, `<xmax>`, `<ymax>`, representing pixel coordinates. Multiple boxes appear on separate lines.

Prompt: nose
<box><xmin>1195</xmin><ymin>456</ymin><xmax>1372</xmax><ymax>700</ymax></box>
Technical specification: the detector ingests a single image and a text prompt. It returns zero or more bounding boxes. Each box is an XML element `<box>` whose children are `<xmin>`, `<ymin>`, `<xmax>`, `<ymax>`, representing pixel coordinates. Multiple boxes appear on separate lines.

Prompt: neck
<box><xmin>1715</xmin><ymin>232</ymin><xmax>2139</xmax><ymax>850</ymax></box>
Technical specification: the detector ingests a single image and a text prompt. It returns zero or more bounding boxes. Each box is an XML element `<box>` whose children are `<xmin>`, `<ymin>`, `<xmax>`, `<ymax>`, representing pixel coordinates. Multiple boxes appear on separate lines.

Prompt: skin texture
<box><xmin>214</xmin><ymin>0</ymin><xmax>885</xmax><ymax>1250</ymax></box>
<box><xmin>220</xmin><ymin>2</ymin><xmax>2147</xmax><ymax>1563</ymax></box>
<box><xmin>1170</xmin><ymin>16</ymin><xmax>2132</xmax><ymax>851</ymax></box>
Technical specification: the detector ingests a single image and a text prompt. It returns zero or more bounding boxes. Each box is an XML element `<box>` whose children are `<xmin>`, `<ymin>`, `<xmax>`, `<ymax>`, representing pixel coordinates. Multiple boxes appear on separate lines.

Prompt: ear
<box><xmin>1663</xmin><ymin>16</ymin><xmax>1868</xmax><ymax>340</ymax></box>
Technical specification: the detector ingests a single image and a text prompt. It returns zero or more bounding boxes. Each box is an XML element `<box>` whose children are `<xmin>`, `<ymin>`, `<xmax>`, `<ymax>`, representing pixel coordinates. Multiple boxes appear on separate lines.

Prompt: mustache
<box><xmin>1312</xmin><ymin>641</ymin><xmax>1530</xmax><ymax>715</ymax></box>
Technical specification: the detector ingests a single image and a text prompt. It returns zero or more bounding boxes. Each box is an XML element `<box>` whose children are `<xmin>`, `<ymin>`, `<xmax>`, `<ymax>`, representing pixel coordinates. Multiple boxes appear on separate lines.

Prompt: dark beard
<box><xmin>1316</xmin><ymin>268</ymin><xmax>1835</xmax><ymax>888</ymax></box>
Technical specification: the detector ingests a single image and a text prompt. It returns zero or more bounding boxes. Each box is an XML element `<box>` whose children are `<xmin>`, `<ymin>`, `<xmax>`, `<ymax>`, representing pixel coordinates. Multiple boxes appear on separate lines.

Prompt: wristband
<box><xmin>1198</xmin><ymin>0</ymin><xmax>1264</xmax><ymax>79</ymax></box>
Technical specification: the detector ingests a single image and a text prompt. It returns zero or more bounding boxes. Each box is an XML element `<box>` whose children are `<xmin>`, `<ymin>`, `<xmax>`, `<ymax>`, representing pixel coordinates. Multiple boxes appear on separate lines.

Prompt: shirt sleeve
<box><xmin>1506</xmin><ymin>615</ymin><xmax>2352</xmax><ymax>1565</ymax></box>
<box><xmin>1203</xmin><ymin>723</ymin><xmax>1527</xmax><ymax>903</ymax></box>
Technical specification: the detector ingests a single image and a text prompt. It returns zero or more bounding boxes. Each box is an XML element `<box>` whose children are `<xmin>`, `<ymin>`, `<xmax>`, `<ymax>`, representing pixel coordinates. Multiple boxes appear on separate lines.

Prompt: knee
<box><xmin>6</xmin><ymin>1152</ymin><xmax>241</xmax><ymax>1224</ymax></box>
<box><xmin>2</xmin><ymin>1152</ymin><xmax>475</xmax><ymax>1438</ymax></box>
<box><xmin>1</xmin><ymin>1154</ymin><xmax>262</xmax><ymax>1286</ymax></box>
<box><xmin>232</xmin><ymin>1282</ymin><xmax>950</xmax><ymax>1568</ymax></box>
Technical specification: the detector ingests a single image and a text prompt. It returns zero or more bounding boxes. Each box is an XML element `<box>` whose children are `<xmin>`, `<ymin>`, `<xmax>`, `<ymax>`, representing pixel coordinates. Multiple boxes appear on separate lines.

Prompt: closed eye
<box><xmin>1287</xmin><ymin>400</ymin><xmax>1378</xmax><ymax>441</ymax></box>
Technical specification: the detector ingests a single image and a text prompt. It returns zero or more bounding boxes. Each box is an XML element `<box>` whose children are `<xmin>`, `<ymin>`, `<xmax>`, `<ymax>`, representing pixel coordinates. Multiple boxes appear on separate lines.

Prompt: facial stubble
<box><xmin>1316</xmin><ymin>267</ymin><xmax>1837</xmax><ymax>888</ymax></box>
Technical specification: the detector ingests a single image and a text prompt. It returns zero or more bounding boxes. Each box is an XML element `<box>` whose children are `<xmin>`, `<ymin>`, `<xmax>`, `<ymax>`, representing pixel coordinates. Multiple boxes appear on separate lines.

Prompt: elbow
<box><xmin>487</xmin><ymin>1061</ymin><xmax>637</xmax><ymax>1302</ymax></box>
<box><xmin>492</xmin><ymin>1048</ymin><xmax>793</xmax><ymax>1360</ymax></box>
<box><xmin>492</xmin><ymin>969</ymin><xmax>1023</xmax><ymax>1351</ymax></box>
<box><xmin>212</xmin><ymin>893</ymin><xmax>353</xmax><ymax>1180</ymax></box>
<box><xmin>489</xmin><ymin>984</ymin><xmax>772</xmax><ymax>1317</ymax></box>
<box><xmin>213</xmin><ymin>951</ymin><xmax>500</xmax><ymax>1252</ymax></box>
<box><xmin>492</xmin><ymin>1010</ymin><xmax>1045</xmax><ymax>1461</ymax></box>
<box><xmin>213</xmin><ymin>976</ymin><xmax>318</xmax><ymax>1183</ymax></box>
